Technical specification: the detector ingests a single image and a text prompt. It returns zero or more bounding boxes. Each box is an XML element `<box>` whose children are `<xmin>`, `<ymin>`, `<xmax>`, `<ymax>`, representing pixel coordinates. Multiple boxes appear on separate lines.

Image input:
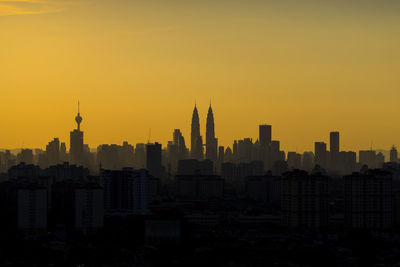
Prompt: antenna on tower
<box><xmin>147</xmin><ymin>128</ymin><xmax>151</xmax><ymax>144</ymax></box>
<box><xmin>78</xmin><ymin>100</ymin><xmax>80</xmax><ymax>113</ymax></box>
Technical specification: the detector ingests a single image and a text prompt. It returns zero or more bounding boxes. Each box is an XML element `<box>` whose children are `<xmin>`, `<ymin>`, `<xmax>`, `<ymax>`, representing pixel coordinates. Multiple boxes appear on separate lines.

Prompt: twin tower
<box><xmin>191</xmin><ymin>104</ymin><xmax>218</xmax><ymax>163</ymax></box>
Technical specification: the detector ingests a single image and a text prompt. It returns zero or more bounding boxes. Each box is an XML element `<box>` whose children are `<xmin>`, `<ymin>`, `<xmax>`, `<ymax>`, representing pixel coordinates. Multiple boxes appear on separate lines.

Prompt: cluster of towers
<box><xmin>190</xmin><ymin>104</ymin><xmax>217</xmax><ymax>163</ymax></box>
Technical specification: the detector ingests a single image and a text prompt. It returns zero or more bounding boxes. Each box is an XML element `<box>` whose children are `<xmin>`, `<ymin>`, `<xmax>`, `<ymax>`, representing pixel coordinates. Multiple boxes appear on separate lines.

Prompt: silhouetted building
<box><xmin>315</xmin><ymin>142</ymin><xmax>327</xmax><ymax>169</ymax></box>
<box><xmin>18</xmin><ymin>149</ymin><xmax>33</xmax><ymax>165</ymax></box>
<box><xmin>301</xmin><ymin>152</ymin><xmax>314</xmax><ymax>172</ymax></box>
<box><xmin>359</xmin><ymin>150</ymin><xmax>377</xmax><ymax>169</ymax></box>
<box><xmin>259</xmin><ymin>124</ymin><xmax>272</xmax><ymax>148</ymax></box>
<box><xmin>134</xmin><ymin>143</ymin><xmax>146</xmax><ymax>169</ymax></box>
<box><xmin>330</xmin><ymin>131</ymin><xmax>340</xmax><ymax>153</ymax></box>
<box><xmin>190</xmin><ymin>104</ymin><xmax>203</xmax><ymax>160</ymax></box>
<box><xmin>287</xmin><ymin>152</ymin><xmax>301</xmax><ymax>170</ymax></box>
<box><xmin>281</xmin><ymin>170</ymin><xmax>329</xmax><ymax>228</ymax></box>
<box><xmin>70</xmin><ymin>103</ymin><xmax>84</xmax><ymax>166</ymax></box>
<box><xmin>74</xmin><ymin>183</ymin><xmax>104</xmax><ymax>231</ymax></box>
<box><xmin>9</xmin><ymin>162</ymin><xmax>41</xmax><ymax>180</ymax></box>
<box><xmin>146</xmin><ymin>142</ymin><xmax>163</xmax><ymax>178</ymax></box>
<box><xmin>205</xmin><ymin>104</ymin><xmax>218</xmax><ymax>165</ymax></box>
<box><xmin>238</xmin><ymin>138</ymin><xmax>253</xmax><ymax>163</ymax></box>
<box><xmin>43</xmin><ymin>162</ymin><xmax>89</xmax><ymax>181</ymax></box>
<box><xmin>391</xmin><ymin>146</ymin><xmax>398</xmax><ymax>163</ymax></box>
<box><xmin>339</xmin><ymin>151</ymin><xmax>357</xmax><ymax>174</ymax></box>
<box><xmin>330</xmin><ymin>131</ymin><xmax>340</xmax><ymax>171</ymax></box>
<box><xmin>376</xmin><ymin>152</ymin><xmax>385</xmax><ymax>168</ymax></box>
<box><xmin>46</xmin><ymin>138</ymin><xmax>60</xmax><ymax>166</ymax></box>
<box><xmin>17</xmin><ymin>184</ymin><xmax>47</xmax><ymax>230</ymax></box>
<box><xmin>345</xmin><ymin>170</ymin><xmax>392</xmax><ymax>229</ymax></box>
<box><xmin>97</xmin><ymin>142</ymin><xmax>135</xmax><ymax>170</ymax></box>
<box><xmin>101</xmin><ymin>168</ymin><xmax>149</xmax><ymax>215</ymax></box>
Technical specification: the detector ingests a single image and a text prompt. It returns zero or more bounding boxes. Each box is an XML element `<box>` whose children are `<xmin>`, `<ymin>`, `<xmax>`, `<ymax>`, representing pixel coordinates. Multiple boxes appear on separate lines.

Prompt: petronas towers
<box><xmin>190</xmin><ymin>103</ymin><xmax>218</xmax><ymax>163</ymax></box>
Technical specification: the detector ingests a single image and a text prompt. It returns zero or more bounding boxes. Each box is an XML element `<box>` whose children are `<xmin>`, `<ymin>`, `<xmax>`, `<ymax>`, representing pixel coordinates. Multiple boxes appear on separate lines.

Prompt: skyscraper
<box><xmin>70</xmin><ymin>102</ymin><xmax>84</xmax><ymax>166</ymax></box>
<box><xmin>330</xmin><ymin>131</ymin><xmax>340</xmax><ymax>171</ymax></box>
<box><xmin>330</xmin><ymin>132</ymin><xmax>340</xmax><ymax>153</ymax></box>
<box><xmin>190</xmin><ymin>104</ymin><xmax>203</xmax><ymax>160</ymax></box>
<box><xmin>46</xmin><ymin>138</ymin><xmax>60</xmax><ymax>166</ymax></box>
<box><xmin>314</xmin><ymin>142</ymin><xmax>327</xmax><ymax>169</ymax></box>
<box><xmin>206</xmin><ymin>104</ymin><xmax>218</xmax><ymax>164</ymax></box>
<box><xmin>390</xmin><ymin>146</ymin><xmax>398</xmax><ymax>163</ymax></box>
<box><xmin>259</xmin><ymin>125</ymin><xmax>272</xmax><ymax>148</ymax></box>
<box><xmin>146</xmin><ymin>142</ymin><xmax>163</xmax><ymax>178</ymax></box>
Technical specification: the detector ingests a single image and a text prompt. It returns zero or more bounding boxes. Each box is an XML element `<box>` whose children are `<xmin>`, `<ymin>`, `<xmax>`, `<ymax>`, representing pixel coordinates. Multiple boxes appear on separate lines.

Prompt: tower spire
<box><xmin>75</xmin><ymin>101</ymin><xmax>83</xmax><ymax>131</ymax></box>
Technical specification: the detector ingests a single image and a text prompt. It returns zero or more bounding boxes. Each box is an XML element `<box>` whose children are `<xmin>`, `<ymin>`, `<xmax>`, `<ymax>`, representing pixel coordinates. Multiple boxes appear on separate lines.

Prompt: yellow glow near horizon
<box><xmin>0</xmin><ymin>0</ymin><xmax>399</xmax><ymax>153</ymax></box>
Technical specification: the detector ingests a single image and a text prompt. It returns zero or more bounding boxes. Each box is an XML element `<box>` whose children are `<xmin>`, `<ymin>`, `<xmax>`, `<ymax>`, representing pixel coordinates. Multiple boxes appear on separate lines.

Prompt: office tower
<box><xmin>314</xmin><ymin>142</ymin><xmax>327</xmax><ymax>169</ymax></box>
<box><xmin>191</xmin><ymin>104</ymin><xmax>203</xmax><ymax>160</ymax></box>
<box><xmin>135</xmin><ymin>143</ymin><xmax>146</xmax><ymax>169</ymax></box>
<box><xmin>173</xmin><ymin>129</ymin><xmax>188</xmax><ymax>160</ymax></box>
<box><xmin>330</xmin><ymin>132</ymin><xmax>340</xmax><ymax>153</ymax></box>
<box><xmin>46</xmin><ymin>138</ymin><xmax>60</xmax><ymax>166</ymax></box>
<box><xmin>121</xmin><ymin>141</ymin><xmax>135</xmax><ymax>167</ymax></box>
<box><xmin>205</xmin><ymin>104</ymin><xmax>218</xmax><ymax>164</ymax></box>
<box><xmin>281</xmin><ymin>170</ymin><xmax>328</xmax><ymax>228</ymax></box>
<box><xmin>70</xmin><ymin>102</ymin><xmax>84</xmax><ymax>166</ymax></box>
<box><xmin>330</xmin><ymin>131</ymin><xmax>340</xmax><ymax>171</ymax></box>
<box><xmin>233</xmin><ymin>140</ymin><xmax>239</xmax><ymax>162</ymax></box>
<box><xmin>146</xmin><ymin>142</ymin><xmax>163</xmax><ymax>178</ymax></box>
<box><xmin>74</xmin><ymin>184</ymin><xmax>104</xmax><ymax>231</ymax></box>
<box><xmin>60</xmin><ymin>142</ymin><xmax>67</xmax><ymax>162</ymax></box>
<box><xmin>102</xmin><ymin>168</ymin><xmax>149</xmax><ymax>215</ymax></box>
<box><xmin>345</xmin><ymin>170</ymin><xmax>392</xmax><ymax>229</ymax></box>
<box><xmin>390</xmin><ymin>146</ymin><xmax>398</xmax><ymax>163</ymax></box>
<box><xmin>359</xmin><ymin>150</ymin><xmax>376</xmax><ymax>169</ymax></box>
<box><xmin>17</xmin><ymin>185</ymin><xmax>47</xmax><ymax>230</ymax></box>
<box><xmin>238</xmin><ymin>138</ymin><xmax>253</xmax><ymax>163</ymax></box>
<box><xmin>259</xmin><ymin>125</ymin><xmax>272</xmax><ymax>148</ymax></box>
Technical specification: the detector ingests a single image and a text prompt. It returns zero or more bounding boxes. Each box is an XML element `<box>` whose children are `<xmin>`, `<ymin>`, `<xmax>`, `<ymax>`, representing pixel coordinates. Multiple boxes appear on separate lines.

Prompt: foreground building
<box><xmin>101</xmin><ymin>168</ymin><xmax>149</xmax><ymax>215</ymax></box>
<box><xmin>344</xmin><ymin>169</ymin><xmax>392</xmax><ymax>229</ymax></box>
<box><xmin>281</xmin><ymin>170</ymin><xmax>329</xmax><ymax>228</ymax></box>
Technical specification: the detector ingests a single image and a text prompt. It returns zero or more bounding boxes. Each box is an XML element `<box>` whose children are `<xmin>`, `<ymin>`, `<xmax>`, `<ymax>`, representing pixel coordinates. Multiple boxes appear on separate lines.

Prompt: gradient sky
<box><xmin>1</xmin><ymin>0</ymin><xmax>399</xmax><ymax>153</ymax></box>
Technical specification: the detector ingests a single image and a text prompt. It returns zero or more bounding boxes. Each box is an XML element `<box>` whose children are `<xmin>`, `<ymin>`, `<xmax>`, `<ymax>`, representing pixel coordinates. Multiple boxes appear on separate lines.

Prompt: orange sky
<box><xmin>0</xmin><ymin>0</ymin><xmax>399</xmax><ymax>153</ymax></box>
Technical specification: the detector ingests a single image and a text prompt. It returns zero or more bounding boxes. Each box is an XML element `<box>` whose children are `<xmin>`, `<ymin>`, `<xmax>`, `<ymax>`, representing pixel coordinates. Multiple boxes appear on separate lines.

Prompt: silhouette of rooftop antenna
<box><xmin>147</xmin><ymin>128</ymin><xmax>151</xmax><ymax>144</ymax></box>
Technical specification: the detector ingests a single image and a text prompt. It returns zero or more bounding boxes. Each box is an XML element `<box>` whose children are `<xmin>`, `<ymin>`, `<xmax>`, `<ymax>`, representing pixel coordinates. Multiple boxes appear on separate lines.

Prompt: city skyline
<box><xmin>0</xmin><ymin>101</ymin><xmax>398</xmax><ymax>155</ymax></box>
<box><xmin>1</xmin><ymin>0</ymin><xmax>400</xmax><ymax>151</ymax></box>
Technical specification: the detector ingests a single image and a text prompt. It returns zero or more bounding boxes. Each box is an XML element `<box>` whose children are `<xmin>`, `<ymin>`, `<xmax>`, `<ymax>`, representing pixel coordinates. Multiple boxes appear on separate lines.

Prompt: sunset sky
<box><xmin>1</xmin><ymin>0</ymin><xmax>399</xmax><ymax>152</ymax></box>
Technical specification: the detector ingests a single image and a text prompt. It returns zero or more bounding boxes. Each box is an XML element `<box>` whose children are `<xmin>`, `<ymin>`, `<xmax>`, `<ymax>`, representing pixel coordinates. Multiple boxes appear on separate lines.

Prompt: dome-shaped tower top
<box><xmin>75</xmin><ymin>101</ymin><xmax>82</xmax><ymax>131</ymax></box>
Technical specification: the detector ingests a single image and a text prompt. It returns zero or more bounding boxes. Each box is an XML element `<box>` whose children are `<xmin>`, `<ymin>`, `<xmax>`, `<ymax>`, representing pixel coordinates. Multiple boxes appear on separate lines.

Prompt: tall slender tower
<box><xmin>206</xmin><ymin>104</ymin><xmax>218</xmax><ymax>164</ymax></box>
<box><xmin>191</xmin><ymin>104</ymin><xmax>203</xmax><ymax>159</ymax></box>
<box><xmin>70</xmin><ymin>101</ymin><xmax>84</xmax><ymax>165</ymax></box>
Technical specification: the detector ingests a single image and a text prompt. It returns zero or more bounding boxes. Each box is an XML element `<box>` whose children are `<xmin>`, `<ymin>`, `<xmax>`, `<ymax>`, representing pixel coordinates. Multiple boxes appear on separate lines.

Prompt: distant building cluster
<box><xmin>0</xmin><ymin>103</ymin><xmax>400</xmax><ymax>236</ymax></box>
